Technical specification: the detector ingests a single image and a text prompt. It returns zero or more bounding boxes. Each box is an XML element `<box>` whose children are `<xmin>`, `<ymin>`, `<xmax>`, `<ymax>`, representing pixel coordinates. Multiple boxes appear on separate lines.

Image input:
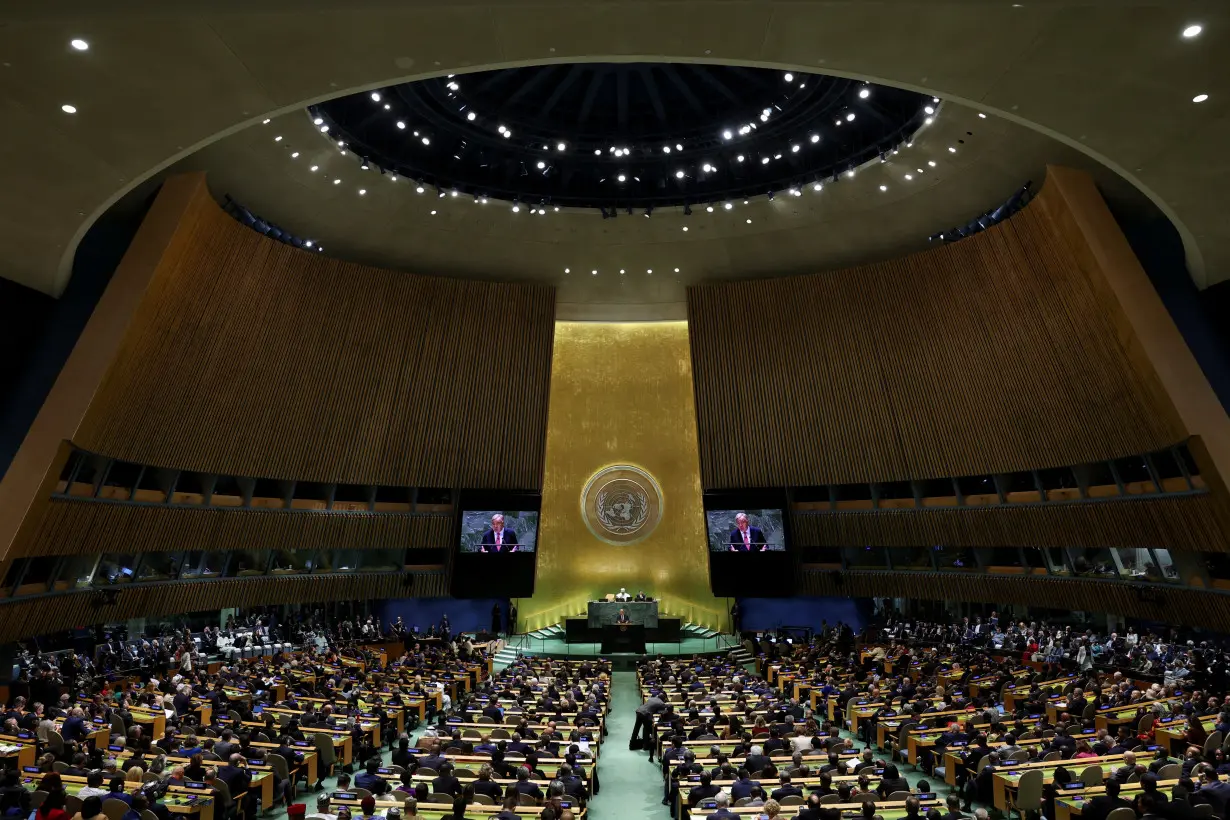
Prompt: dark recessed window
<box><xmin>1150</xmin><ymin>449</ymin><xmax>1185</xmax><ymax>480</ymax></box>
<box><xmin>1113</xmin><ymin>456</ymin><xmax>1154</xmax><ymax>486</ymax></box>
<box><xmin>792</xmin><ymin>486</ymin><xmax>829</xmax><ymax>503</ymax></box>
<box><xmin>295</xmin><ymin>481</ymin><xmax>331</xmax><ymax>501</ymax></box>
<box><xmin>916</xmin><ymin>478</ymin><xmax>954</xmax><ymax>497</ymax></box>
<box><xmin>374</xmin><ymin>485</ymin><xmax>411</xmax><ymax>504</ymax></box>
<box><xmin>955</xmin><ymin>475</ymin><xmax>995</xmax><ymax>496</ymax></box>
<box><xmin>877</xmin><ymin>481</ymin><xmax>913</xmax><ymax>500</ymax></box>
<box><xmin>102</xmin><ymin>461</ymin><xmax>141</xmax><ymax>490</ymax></box>
<box><xmin>1005</xmin><ymin>471</ymin><xmax>1037</xmax><ymax>493</ymax></box>
<box><xmin>833</xmin><ymin>483</ymin><xmax>873</xmax><ymax>501</ymax></box>
<box><xmin>334</xmin><ymin>484</ymin><xmax>371</xmax><ymax>504</ymax></box>
<box><xmin>417</xmin><ymin>487</ymin><xmax>452</xmax><ymax>506</ymax></box>
<box><xmin>1037</xmin><ymin>466</ymin><xmax>1076</xmax><ymax>491</ymax></box>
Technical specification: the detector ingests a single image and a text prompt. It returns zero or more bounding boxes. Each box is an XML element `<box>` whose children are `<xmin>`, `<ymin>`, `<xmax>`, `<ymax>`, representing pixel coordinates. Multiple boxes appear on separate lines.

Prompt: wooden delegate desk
<box><xmin>1002</xmin><ymin>675</ymin><xmax>1078</xmax><ymax>712</ymax></box>
<box><xmin>1094</xmin><ymin>700</ymin><xmax>1179</xmax><ymax>732</ymax></box>
<box><xmin>1154</xmin><ymin>713</ymin><xmax>1216</xmax><ymax>751</ymax></box>
<box><xmin>1054</xmin><ymin>780</ymin><xmax>1181</xmax><ymax>820</ymax></box>
<box><xmin>22</xmin><ymin>774</ymin><xmax>216</xmax><ymax>820</ymax></box>
<box><xmin>991</xmin><ymin>753</ymin><xmax>1174</xmax><ymax>812</ymax></box>
<box><xmin>673</xmin><ymin>769</ymin><xmax>895</xmax><ymax>817</ymax></box>
<box><xmin>129</xmin><ymin>706</ymin><xmax>168</xmax><ymax>741</ymax></box>
<box><xmin>53</xmin><ymin>718</ymin><xmax>111</xmax><ymax>750</ymax></box>
<box><xmin>0</xmin><ymin>736</ymin><xmax>36</xmax><ymax>769</ymax></box>
<box><xmin>937</xmin><ymin>729</ymin><xmax>1099</xmax><ymax>786</ymax></box>
<box><xmin>251</xmin><ymin>740</ymin><xmax>320</xmax><ymax>786</ymax></box>
<box><xmin>329</xmin><ymin>796</ymin><xmax>586</xmax><ymax>820</ymax></box>
<box><xmin>705</xmin><ymin>798</ymin><xmax>941</xmax><ymax>820</ymax></box>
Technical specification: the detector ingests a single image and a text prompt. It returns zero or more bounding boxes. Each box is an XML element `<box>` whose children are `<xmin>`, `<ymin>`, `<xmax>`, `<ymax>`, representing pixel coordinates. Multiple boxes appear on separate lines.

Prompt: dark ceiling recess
<box><xmin>310</xmin><ymin>63</ymin><xmax>934</xmax><ymax>211</ymax></box>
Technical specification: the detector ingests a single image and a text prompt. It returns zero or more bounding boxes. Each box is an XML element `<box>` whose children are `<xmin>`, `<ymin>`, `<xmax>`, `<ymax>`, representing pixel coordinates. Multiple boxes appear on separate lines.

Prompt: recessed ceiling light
<box><xmin>846</xmin><ymin>113</ymin><xmax>856</xmax><ymax>121</ymax></box>
<box><xmin>879</xmin><ymin>185</ymin><xmax>888</xmax><ymax>192</ymax></box>
<box><xmin>858</xmin><ymin>88</ymin><xmax>870</xmax><ymax>99</ymax></box>
<box><xmin>1183</xmin><ymin>24</ymin><xmax>1203</xmax><ymax>38</ymax></box>
<box><xmin>564</xmin><ymin>268</ymin><xmax>570</xmax><ymax>273</ymax></box>
<box><xmin>594</xmin><ymin>150</ymin><xmax>601</xmax><ymax>155</ymax></box>
<box><xmin>813</xmin><ymin>183</ymin><xmax>822</xmax><ymax>191</ymax></box>
<box><xmin>333</xmin><ymin>179</ymin><xmax>341</xmax><ymax>185</ymax></box>
<box><xmin>917</xmin><ymin>168</ymin><xmax>924</xmax><ymax>174</ymax></box>
<box><xmin>1193</xmin><ymin>93</ymin><xmax>1209</xmax><ymax>103</ymax></box>
<box><xmin>746</xmin><ymin>219</ymin><xmax>752</xmax><ymax>224</ymax></box>
<box><xmin>397</xmin><ymin>121</ymin><xmax>405</xmax><ymax>129</ymax></box>
<box><xmin>70</xmin><ymin>38</ymin><xmax>89</xmax><ymax>51</ymax></box>
<box><xmin>784</xmin><ymin>72</ymin><xmax>794</xmax><ymax>82</ymax></box>
<box><xmin>592</xmin><ymin>270</ymin><xmax>598</xmax><ymax>275</ymax></box>
<box><xmin>291</xmin><ymin>152</ymin><xmax>299</xmax><ymax>158</ymax></box>
<box><xmin>925</xmin><ymin>105</ymin><xmax>935</xmax><ymax>115</ymax></box>
<box><xmin>313</xmin><ymin>117</ymin><xmax>324</xmax><ymax>126</ymax></box>
<box><xmin>554</xmin><ymin>206</ymin><xmax>560</xmax><ymax>212</ymax></box>
<box><xmin>557</xmin><ymin>142</ymin><xmax>566</xmax><ymax>151</ymax></box>
<box><xmin>620</xmin><ymin>269</ymin><xmax>625</xmax><ymax>274</ymax></box>
<box><xmin>722</xmin><ymin>130</ymin><xmax>733</xmax><ymax>140</ymax></box>
<box><xmin>617</xmin><ymin>174</ymin><xmax>626</xmax><ymax>182</ymax></box>
<box><xmin>676</xmin><ymin>143</ymin><xmax>683</xmax><ymax>151</ymax></box>
<box><xmin>904</xmin><ymin>174</ymin><xmax>912</xmax><ymax>180</ymax></box>
<box><xmin>791</xmin><ymin>145</ymin><xmax>800</xmax><ymax>153</ymax></box>
<box><xmin>846</xmin><ymin>169</ymin><xmax>855</xmax><ymax>178</ymax></box>
<box><xmin>674</xmin><ymin>267</ymin><xmax>680</xmax><ymax>273</ymax></box>
<box><xmin>948</xmin><ymin>146</ymin><xmax>957</xmax><ymax>153</ymax></box>
<box><xmin>383</xmin><ymin>104</ymin><xmax>390</xmax><ymax>110</ymax></box>
<box><xmin>723</xmin><ymin>202</ymin><xmax>733</xmax><ymax>210</ymax></box>
<box><xmin>537</xmin><ymin>161</ymin><xmax>546</xmax><ymax>169</ymax></box>
<box><xmin>467</xmin><ymin>112</ymin><xmax>477</xmax><ymax>121</ymax></box>
<box><xmin>512</xmin><ymin>205</ymin><xmax>521</xmax><ymax>212</ymax></box>
<box><xmin>675</xmin><ymin>170</ymin><xmax>684</xmax><ymax>179</ymax></box>
<box><xmin>928</xmin><ymin>160</ymin><xmax>937</xmax><ymax>167</ymax></box>
<box><xmin>978</xmin><ymin>113</ymin><xmax>987</xmax><ymax>119</ymax></box>
<box><xmin>61</xmin><ymin>104</ymin><xmax>77</xmax><ymax>114</ymax></box>
<box><xmin>663</xmin><ymin>146</ymin><xmax>672</xmax><ymax>154</ymax></box>
<box><xmin>422</xmin><ymin>137</ymin><xmax>431</xmax><ymax>145</ymax></box>
<box><xmin>810</xmin><ymin>134</ymin><xmax>820</xmax><ymax>143</ymax></box>
<box><xmin>371</xmin><ymin>92</ymin><xmax>381</xmax><ymax>102</ymax></box>
<box><xmin>431</xmin><ymin>210</ymin><xmax>437</xmax><ymax>215</ymax></box>
<box><xmin>924</xmin><ymin>117</ymin><xmax>933</xmax><ymax>125</ymax></box>
<box><xmin>320</xmin><ymin>125</ymin><xmax>329</xmax><ymax>132</ymax></box>
<box><xmin>262</xmin><ymin>119</ymin><xmax>270</xmax><ymax>124</ymax></box>
<box><xmin>359</xmin><ymin>188</ymin><xmax>368</xmax><ymax>195</ymax></box>
<box><xmin>305</xmin><ymin>241</ymin><xmax>313</xmax><ymax>248</ymax></box>
<box><xmin>647</xmin><ymin>269</ymin><xmax>652</xmax><ymax>274</ymax></box>
<box><xmin>415</xmin><ymin>186</ymin><xmax>424</xmax><ymax>193</ymax></box>
<box><xmin>682</xmin><ymin>226</ymin><xmax>689</xmax><ymax>232</ymax></box>
<box><xmin>737</xmin><ymin>155</ymin><xmax>745</xmax><ymax>162</ymax></box>
<box><xmin>274</xmin><ymin>135</ymin><xmax>282</xmax><ymax>142</ymax></box>
<box><xmin>706</xmin><ymin>205</ymin><xmax>714</xmax><ymax>212</ymax></box>
<box><xmin>310</xmin><ymin>165</ymin><xmax>318</xmax><ymax>171</ymax></box>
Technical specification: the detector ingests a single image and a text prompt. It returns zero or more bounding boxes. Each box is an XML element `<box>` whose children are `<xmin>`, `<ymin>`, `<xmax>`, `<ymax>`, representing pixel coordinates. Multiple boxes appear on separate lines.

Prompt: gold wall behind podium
<box><xmin>523</xmin><ymin>322</ymin><xmax>725</xmax><ymax>632</ymax></box>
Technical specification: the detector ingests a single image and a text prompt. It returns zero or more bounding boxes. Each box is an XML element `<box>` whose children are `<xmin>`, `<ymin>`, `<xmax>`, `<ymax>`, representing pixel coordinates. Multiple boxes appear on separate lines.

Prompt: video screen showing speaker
<box><xmin>706</xmin><ymin>509</ymin><xmax>787</xmax><ymax>552</ymax></box>
<box><xmin>459</xmin><ymin>510</ymin><xmax>538</xmax><ymax>553</ymax></box>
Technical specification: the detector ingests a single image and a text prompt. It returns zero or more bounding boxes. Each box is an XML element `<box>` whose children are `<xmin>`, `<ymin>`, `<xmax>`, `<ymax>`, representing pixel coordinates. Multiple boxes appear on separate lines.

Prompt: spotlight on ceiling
<box><xmin>675</xmin><ymin>170</ymin><xmax>685</xmax><ymax>179</ymax></box>
<box><xmin>617</xmin><ymin>174</ymin><xmax>626</xmax><ymax>182</ymax></box>
<box><xmin>1183</xmin><ymin>24</ymin><xmax>1203</xmax><ymax>38</ymax></box>
<box><xmin>706</xmin><ymin>205</ymin><xmax>714</xmax><ymax>213</ymax></box>
<box><xmin>396</xmin><ymin>121</ymin><xmax>405</xmax><ymax>129</ymax></box>
<box><xmin>557</xmin><ymin>142</ymin><xmax>566</xmax><ymax>151</ymax></box>
<box><xmin>313</xmin><ymin>117</ymin><xmax>324</xmax><ymax>126</ymax></box>
<box><xmin>467</xmin><ymin>111</ymin><xmax>477</xmax><ymax>121</ymax></box>
<box><xmin>737</xmin><ymin>155</ymin><xmax>745</xmax><ymax>163</ymax></box>
<box><xmin>370</xmin><ymin>92</ymin><xmax>381</xmax><ymax>102</ymax></box>
<box><xmin>858</xmin><ymin>87</ymin><xmax>870</xmax><ymax>99</ymax></box>
<box><xmin>810</xmin><ymin>134</ymin><xmax>820</xmax><ymax>143</ymax></box>
<box><xmin>724</xmin><ymin>201</ymin><xmax>733</xmax><ymax>210</ymax></box>
<box><xmin>846</xmin><ymin>113</ymin><xmax>856</xmax><ymax>121</ymax></box>
<box><xmin>784</xmin><ymin>72</ymin><xmax>794</xmax><ymax>82</ymax></box>
<box><xmin>61</xmin><ymin>103</ymin><xmax>77</xmax><ymax>114</ymax></box>
<box><xmin>70</xmin><ymin>38</ymin><xmax>89</xmax><ymax>51</ymax></box>
<box><xmin>722</xmin><ymin>130</ymin><xmax>733</xmax><ymax>140</ymax></box>
<box><xmin>1193</xmin><ymin>93</ymin><xmax>1209</xmax><ymax>103</ymax></box>
<box><xmin>663</xmin><ymin>146</ymin><xmax>672</xmax><ymax>153</ymax></box>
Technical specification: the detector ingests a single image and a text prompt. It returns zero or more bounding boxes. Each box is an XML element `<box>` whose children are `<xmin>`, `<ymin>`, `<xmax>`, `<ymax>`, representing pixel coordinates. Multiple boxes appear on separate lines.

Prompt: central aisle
<box><xmin>589</xmin><ymin>670</ymin><xmax>662</xmax><ymax>820</ymax></box>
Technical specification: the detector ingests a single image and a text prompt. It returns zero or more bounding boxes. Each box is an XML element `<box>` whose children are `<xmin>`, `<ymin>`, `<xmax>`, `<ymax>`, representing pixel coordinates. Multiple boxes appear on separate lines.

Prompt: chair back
<box><xmin>1205</xmin><ymin>731</ymin><xmax>1224</xmax><ymax>757</ymax></box>
<box><xmin>780</xmin><ymin>795</ymin><xmax>804</xmax><ymax>806</ymax></box>
<box><xmin>268</xmin><ymin>752</ymin><xmax>291</xmax><ymax>783</ymax></box>
<box><xmin>1042</xmin><ymin>751</ymin><xmax>1061</xmax><ymax>762</ymax></box>
<box><xmin>47</xmin><ymin>730</ymin><xmax>66</xmax><ymax>755</ymax></box>
<box><xmin>1157</xmin><ymin>763</ymin><xmax>1181</xmax><ymax>780</ymax></box>
<box><xmin>102</xmin><ymin>797</ymin><xmax>132</xmax><ymax>820</ymax></box>
<box><xmin>210</xmin><ymin>776</ymin><xmax>234</xmax><ymax>809</ymax></box>
<box><xmin>887</xmin><ymin>791</ymin><xmax>911</xmax><ymax>801</ymax></box>
<box><xmin>416</xmin><ymin>767</ymin><xmax>438</xmax><ymax>776</ymax></box>
<box><xmin>471</xmin><ymin>794</ymin><xmax>494</xmax><ymax>805</ymax></box>
<box><xmin>1106</xmin><ymin>808</ymin><xmax>1137</xmax><ymax>820</ymax></box>
<box><xmin>516</xmin><ymin>793</ymin><xmax>537</xmax><ymax>806</ymax></box>
<box><xmin>1008</xmin><ymin>750</ymin><xmax>1030</xmax><ymax>763</ymax></box>
<box><xmin>819</xmin><ymin>794</ymin><xmax>842</xmax><ymax>804</ymax></box>
<box><xmin>112</xmin><ymin>715</ymin><xmax>126</xmax><ymax>737</ymax></box>
<box><xmin>64</xmin><ymin>795</ymin><xmax>82</xmax><ymax>817</ymax></box>
<box><xmin>352</xmin><ymin>788</ymin><xmax>372</xmax><ymax>802</ymax></box>
<box><xmin>1083</xmin><ymin>703</ymin><xmax>1097</xmax><ymax>720</ymax></box>
<box><xmin>476</xmin><ymin>716</ymin><xmax>495</xmax><ymax>724</ymax></box>
<box><xmin>142</xmin><ymin>810</ymin><xmax>161</xmax><ymax>820</ymax></box>
<box><xmin>1192</xmin><ymin>804</ymin><xmax>1215</xmax><ymax>818</ymax></box>
<box><xmin>735</xmin><ymin>798</ymin><xmax>752</xmax><ymax>807</ymax></box>
<box><xmin>143</xmin><ymin>772</ymin><xmax>162</xmax><ymax>784</ymax></box>
<box><xmin>29</xmin><ymin>791</ymin><xmax>48</xmax><ymax>810</ymax></box>
<box><xmin>313</xmin><ymin>732</ymin><xmax>337</xmax><ymax>771</ymax></box>
<box><xmin>1080</xmin><ymin>765</ymin><xmax>1104</xmax><ymax>786</ymax></box>
<box><xmin>1015</xmin><ymin>769</ymin><xmax>1043</xmax><ymax>811</ymax></box>
<box><xmin>52</xmin><ymin>761</ymin><xmax>68</xmax><ymax>773</ymax></box>
<box><xmin>490</xmin><ymin>728</ymin><xmax>511</xmax><ymax>739</ymax></box>
<box><xmin>1138</xmin><ymin>714</ymin><xmax>1155</xmax><ymax>734</ymax></box>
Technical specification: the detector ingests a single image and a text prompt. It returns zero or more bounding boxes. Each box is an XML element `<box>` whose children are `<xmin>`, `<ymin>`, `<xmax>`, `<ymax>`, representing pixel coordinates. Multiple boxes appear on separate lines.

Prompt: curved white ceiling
<box><xmin>0</xmin><ymin>1</ymin><xmax>1224</xmax><ymax>307</ymax></box>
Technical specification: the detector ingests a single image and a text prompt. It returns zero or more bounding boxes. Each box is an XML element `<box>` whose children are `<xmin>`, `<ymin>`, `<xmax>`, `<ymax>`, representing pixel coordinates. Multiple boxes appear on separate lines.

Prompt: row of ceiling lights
<box><xmin>51</xmin><ymin>22</ymin><xmax>1213</xmax><ymax>124</ymax></box>
<box><xmin>273</xmin><ymin>111</ymin><xmax>963</xmax><ymax>214</ymax></box>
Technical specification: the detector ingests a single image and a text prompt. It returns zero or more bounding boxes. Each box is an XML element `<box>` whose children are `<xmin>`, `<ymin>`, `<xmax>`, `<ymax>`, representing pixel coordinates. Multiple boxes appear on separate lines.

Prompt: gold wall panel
<box><xmin>524</xmin><ymin>322</ymin><xmax>725</xmax><ymax>631</ymax></box>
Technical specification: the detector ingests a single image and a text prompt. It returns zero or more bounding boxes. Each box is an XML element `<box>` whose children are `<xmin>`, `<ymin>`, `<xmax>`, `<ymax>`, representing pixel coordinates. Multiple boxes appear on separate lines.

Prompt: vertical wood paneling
<box><xmin>25</xmin><ymin>499</ymin><xmax>454</xmax><ymax>556</ymax></box>
<box><xmin>790</xmin><ymin>494</ymin><xmax>1225</xmax><ymax>550</ymax></box>
<box><xmin>687</xmin><ymin>176</ymin><xmax>1183</xmax><ymax>489</ymax></box>
<box><xmin>74</xmin><ymin>175</ymin><xmax>555</xmax><ymax>489</ymax></box>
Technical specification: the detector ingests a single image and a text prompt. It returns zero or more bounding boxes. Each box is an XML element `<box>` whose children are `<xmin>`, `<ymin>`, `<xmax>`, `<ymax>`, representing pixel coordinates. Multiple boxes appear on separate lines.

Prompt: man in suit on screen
<box><xmin>728</xmin><ymin>513</ymin><xmax>768</xmax><ymax>551</ymax></box>
<box><xmin>479</xmin><ymin>514</ymin><xmax>519</xmax><ymax>552</ymax></box>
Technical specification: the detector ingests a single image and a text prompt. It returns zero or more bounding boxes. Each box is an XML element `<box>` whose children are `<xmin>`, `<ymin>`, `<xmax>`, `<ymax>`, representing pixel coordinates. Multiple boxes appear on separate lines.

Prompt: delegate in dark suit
<box><xmin>480</xmin><ymin>529</ymin><xmax>519</xmax><ymax>552</ymax></box>
<box><xmin>728</xmin><ymin>526</ymin><xmax>768</xmax><ymax>551</ymax></box>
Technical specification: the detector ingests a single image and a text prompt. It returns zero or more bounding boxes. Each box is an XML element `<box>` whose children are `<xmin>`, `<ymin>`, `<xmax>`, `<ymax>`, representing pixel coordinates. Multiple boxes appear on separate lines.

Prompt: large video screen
<box><xmin>706</xmin><ymin>509</ymin><xmax>787</xmax><ymax>552</ymax></box>
<box><xmin>459</xmin><ymin>510</ymin><xmax>538</xmax><ymax>553</ymax></box>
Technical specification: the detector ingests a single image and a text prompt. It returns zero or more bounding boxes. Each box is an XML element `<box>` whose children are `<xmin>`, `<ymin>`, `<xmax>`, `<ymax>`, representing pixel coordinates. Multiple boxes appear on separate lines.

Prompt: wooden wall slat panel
<box><xmin>687</xmin><ymin>177</ymin><xmax>1183</xmax><ymax>489</ymax></box>
<box><xmin>26</xmin><ymin>498</ymin><xmax>452</xmax><ymax>556</ymax></box>
<box><xmin>74</xmin><ymin>177</ymin><xmax>555</xmax><ymax>489</ymax></box>
<box><xmin>0</xmin><ymin>571</ymin><xmax>449</xmax><ymax>643</ymax></box>
<box><xmin>798</xmin><ymin>569</ymin><xmax>1230</xmax><ymax>632</ymax></box>
<box><xmin>791</xmin><ymin>494</ymin><xmax>1224</xmax><ymax>551</ymax></box>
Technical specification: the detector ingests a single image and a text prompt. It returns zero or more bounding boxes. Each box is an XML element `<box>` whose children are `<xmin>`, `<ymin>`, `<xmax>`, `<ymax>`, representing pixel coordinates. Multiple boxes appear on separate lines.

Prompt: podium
<box><xmin>601</xmin><ymin>623</ymin><xmax>647</xmax><ymax>654</ymax></box>
<box><xmin>588</xmin><ymin>600</ymin><xmax>658</xmax><ymax>627</ymax></box>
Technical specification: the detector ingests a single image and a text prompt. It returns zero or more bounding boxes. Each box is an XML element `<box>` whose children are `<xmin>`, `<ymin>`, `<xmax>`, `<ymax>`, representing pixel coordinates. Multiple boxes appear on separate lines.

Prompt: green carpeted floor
<box><xmin>588</xmin><ymin>670</ymin><xmax>667</xmax><ymax>820</ymax></box>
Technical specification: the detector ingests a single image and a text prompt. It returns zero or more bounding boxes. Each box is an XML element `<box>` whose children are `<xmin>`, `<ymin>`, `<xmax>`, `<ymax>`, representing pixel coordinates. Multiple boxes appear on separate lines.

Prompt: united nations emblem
<box><xmin>580</xmin><ymin>464</ymin><xmax>663</xmax><ymax>545</ymax></box>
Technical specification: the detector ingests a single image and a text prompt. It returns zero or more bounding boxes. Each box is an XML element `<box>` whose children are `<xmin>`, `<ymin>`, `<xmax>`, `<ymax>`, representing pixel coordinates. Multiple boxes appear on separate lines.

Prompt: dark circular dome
<box><xmin>310</xmin><ymin>63</ymin><xmax>935</xmax><ymax>210</ymax></box>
